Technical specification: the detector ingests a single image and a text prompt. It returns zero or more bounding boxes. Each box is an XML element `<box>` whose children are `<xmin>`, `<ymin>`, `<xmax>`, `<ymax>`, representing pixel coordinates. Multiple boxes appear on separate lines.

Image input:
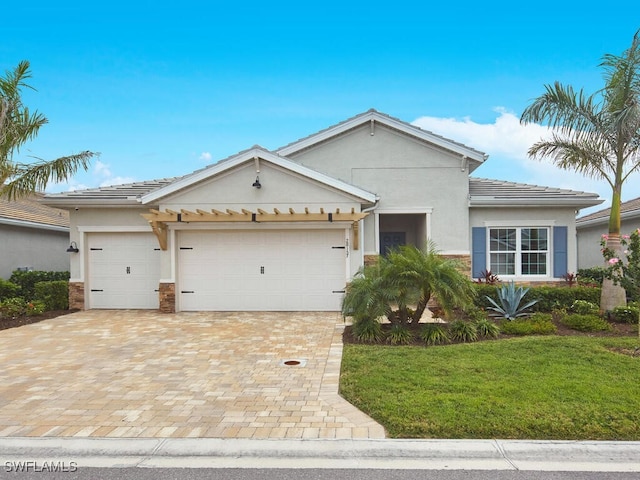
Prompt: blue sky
<box><xmin>4</xmin><ymin>1</ymin><xmax>640</xmax><ymax>215</ymax></box>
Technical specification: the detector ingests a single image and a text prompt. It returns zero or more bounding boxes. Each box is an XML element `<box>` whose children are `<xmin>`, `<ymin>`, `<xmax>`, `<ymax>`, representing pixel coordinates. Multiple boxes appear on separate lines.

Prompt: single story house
<box><xmin>43</xmin><ymin>110</ymin><xmax>602</xmax><ymax>312</ymax></box>
<box><xmin>576</xmin><ymin>197</ymin><xmax>640</xmax><ymax>269</ymax></box>
<box><xmin>0</xmin><ymin>193</ymin><xmax>71</xmax><ymax>279</ymax></box>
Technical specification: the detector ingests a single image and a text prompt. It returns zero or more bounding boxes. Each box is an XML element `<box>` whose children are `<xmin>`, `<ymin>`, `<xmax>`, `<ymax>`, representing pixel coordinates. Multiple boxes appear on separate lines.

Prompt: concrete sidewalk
<box><xmin>0</xmin><ymin>437</ymin><xmax>639</xmax><ymax>471</ymax></box>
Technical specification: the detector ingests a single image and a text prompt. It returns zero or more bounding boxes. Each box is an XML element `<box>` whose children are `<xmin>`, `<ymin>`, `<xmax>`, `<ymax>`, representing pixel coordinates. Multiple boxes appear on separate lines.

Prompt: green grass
<box><xmin>339</xmin><ymin>336</ymin><xmax>640</xmax><ymax>439</ymax></box>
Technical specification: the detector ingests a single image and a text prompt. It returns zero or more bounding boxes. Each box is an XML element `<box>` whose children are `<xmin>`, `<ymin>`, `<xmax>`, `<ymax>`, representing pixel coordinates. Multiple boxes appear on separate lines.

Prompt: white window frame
<box><xmin>487</xmin><ymin>226</ymin><xmax>551</xmax><ymax>279</ymax></box>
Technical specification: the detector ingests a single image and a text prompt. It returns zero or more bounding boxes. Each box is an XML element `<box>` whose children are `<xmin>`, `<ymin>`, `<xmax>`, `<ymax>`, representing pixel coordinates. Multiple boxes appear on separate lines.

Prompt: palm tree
<box><xmin>0</xmin><ymin>60</ymin><xmax>95</xmax><ymax>200</ymax></box>
<box><xmin>341</xmin><ymin>244</ymin><xmax>476</xmax><ymax>326</ymax></box>
<box><xmin>520</xmin><ymin>31</ymin><xmax>640</xmax><ymax>311</ymax></box>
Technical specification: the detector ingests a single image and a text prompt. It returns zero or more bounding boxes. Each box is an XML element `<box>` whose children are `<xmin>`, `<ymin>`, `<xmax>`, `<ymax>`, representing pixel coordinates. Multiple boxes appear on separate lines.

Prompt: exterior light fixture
<box><xmin>66</xmin><ymin>241</ymin><xmax>79</xmax><ymax>253</ymax></box>
<box><xmin>252</xmin><ymin>176</ymin><xmax>262</xmax><ymax>189</ymax></box>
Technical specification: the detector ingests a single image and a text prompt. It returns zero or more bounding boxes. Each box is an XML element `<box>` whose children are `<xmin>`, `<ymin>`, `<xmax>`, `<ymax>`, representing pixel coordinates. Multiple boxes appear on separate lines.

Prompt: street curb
<box><xmin>1</xmin><ymin>438</ymin><xmax>639</xmax><ymax>471</ymax></box>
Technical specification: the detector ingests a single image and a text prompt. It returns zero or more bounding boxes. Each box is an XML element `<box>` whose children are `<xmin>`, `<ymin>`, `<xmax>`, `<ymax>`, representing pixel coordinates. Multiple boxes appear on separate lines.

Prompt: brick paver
<box><xmin>0</xmin><ymin>311</ymin><xmax>384</xmax><ymax>439</ymax></box>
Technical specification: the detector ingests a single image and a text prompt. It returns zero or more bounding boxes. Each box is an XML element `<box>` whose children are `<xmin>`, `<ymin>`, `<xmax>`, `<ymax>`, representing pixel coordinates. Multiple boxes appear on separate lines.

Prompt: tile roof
<box><xmin>576</xmin><ymin>196</ymin><xmax>640</xmax><ymax>225</ymax></box>
<box><xmin>42</xmin><ymin>178</ymin><xmax>179</xmax><ymax>205</ymax></box>
<box><xmin>0</xmin><ymin>193</ymin><xmax>69</xmax><ymax>228</ymax></box>
<box><xmin>469</xmin><ymin>178</ymin><xmax>603</xmax><ymax>207</ymax></box>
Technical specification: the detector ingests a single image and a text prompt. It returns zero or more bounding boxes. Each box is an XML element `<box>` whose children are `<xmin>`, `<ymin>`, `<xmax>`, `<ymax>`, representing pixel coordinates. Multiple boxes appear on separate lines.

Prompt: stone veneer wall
<box><xmin>159</xmin><ymin>283</ymin><xmax>176</xmax><ymax>313</ymax></box>
<box><xmin>68</xmin><ymin>282</ymin><xmax>85</xmax><ymax>310</ymax></box>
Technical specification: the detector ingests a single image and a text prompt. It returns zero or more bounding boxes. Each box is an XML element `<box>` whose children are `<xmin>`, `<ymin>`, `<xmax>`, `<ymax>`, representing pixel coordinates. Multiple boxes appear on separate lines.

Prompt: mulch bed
<box><xmin>0</xmin><ymin>310</ymin><xmax>77</xmax><ymax>332</ymax></box>
<box><xmin>343</xmin><ymin>318</ymin><xmax>639</xmax><ymax>347</ymax></box>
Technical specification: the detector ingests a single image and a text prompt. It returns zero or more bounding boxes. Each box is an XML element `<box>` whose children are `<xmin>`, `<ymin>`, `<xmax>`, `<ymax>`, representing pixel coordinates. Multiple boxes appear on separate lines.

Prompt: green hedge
<box><xmin>34</xmin><ymin>281</ymin><xmax>69</xmax><ymax>311</ymax></box>
<box><xmin>0</xmin><ymin>279</ymin><xmax>20</xmax><ymax>301</ymax></box>
<box><xmin>474</xmin><ymin>284</ymin><xmax>601</xmax><ymax>313</ymax></box>
<box><xmin>8</xmin><ymin>270</ymin><xmax>69</xmax><ymax>301</ymax></box>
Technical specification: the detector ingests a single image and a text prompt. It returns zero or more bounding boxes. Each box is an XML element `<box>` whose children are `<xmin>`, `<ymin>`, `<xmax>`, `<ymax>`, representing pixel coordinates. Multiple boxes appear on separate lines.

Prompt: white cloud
<box><xmin>93</xmin><ymin>160</ymin><xmax>112</xmax><ymax>178</ymax></box>
<box><xmin>199</xmin><ymin>151</ymin><xmax>212</xmax><ymax>162</ymax></box>
<box><xmin>99</xmin><ymin>176</ymin><xmax>135</xmax><ymax>187</ymax></box>
<box><xmin>411</xmin><ymin>109</ymin><xmax>640</xmax><ymax>214</ymax></box>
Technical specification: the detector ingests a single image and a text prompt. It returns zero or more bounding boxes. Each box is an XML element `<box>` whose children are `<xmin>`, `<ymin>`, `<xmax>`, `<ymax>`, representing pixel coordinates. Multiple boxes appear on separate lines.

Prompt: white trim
<box><xmin>0</xmin><ymin>217</ymin><xmax>69</xmax><ymax>232</ymax></box>
<box><xmin>375</xmin><ymin>207</ymin><xmax>434</xmax><ymax>214</ymax></box>
<box><xmin>439</xmin><ymin>250</ymin><xmax>471</xmax><ymax>256</ymax></box>
<box><xmin>374</xmin><ymin>207</ymin><xmax>434</xmax><ymax>254</ymax></box>
<box><xmin>277</xmin><ymin>110</ymin><xmax>487</xmax><ymax>163</ymax></box>
<box><xmin>483</xmin><ymin>219</ymin><xmax>556</xmax><ymax>227</ymax></box>
<box><xmin>78</xmin><ymin>225</ymin><xmax>152</xmax><ymax>232</ymax></box>
<box><xmin>486</xmin><ymin>226</ymin><xmax>552</xmax><ymax>279</ymax></box>
<box><xmin>141</xmin><ymin>147</ymin><xmax>377</xmax><ymax>204</ymax></box>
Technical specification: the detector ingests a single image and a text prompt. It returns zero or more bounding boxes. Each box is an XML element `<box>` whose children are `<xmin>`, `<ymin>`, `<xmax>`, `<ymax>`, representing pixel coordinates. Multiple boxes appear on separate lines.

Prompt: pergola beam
<box><xmin>141</xmin><ymin>207</ymin><xmax>368</xmax><ymax>250</ymax></box>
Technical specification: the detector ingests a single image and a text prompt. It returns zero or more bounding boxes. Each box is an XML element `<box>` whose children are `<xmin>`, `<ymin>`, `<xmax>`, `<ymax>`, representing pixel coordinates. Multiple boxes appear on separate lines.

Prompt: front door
<box><xmin>380</xmin><ymin>232</ymin><xmax>406</xmax><ymax>256</ymax></box>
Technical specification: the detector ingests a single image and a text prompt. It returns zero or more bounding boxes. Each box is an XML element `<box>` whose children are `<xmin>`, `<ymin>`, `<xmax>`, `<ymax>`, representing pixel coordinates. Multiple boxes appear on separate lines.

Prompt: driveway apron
<box><xmin>0</xmin><ymin>311</ymin><xmax>384</xmax><ymax>439</ymax></box>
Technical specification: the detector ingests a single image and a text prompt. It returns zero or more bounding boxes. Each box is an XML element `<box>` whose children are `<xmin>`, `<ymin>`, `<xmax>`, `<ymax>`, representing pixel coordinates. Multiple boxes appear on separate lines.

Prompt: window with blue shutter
<box><xmin>471</xmin><ymin>227</ymin><xmax>486</xmax><ymax>278</ymax></box>
<box><xmin>553</xmin><ymin>226</ymin><xmax>568</xmax><ymax>278</ymax></box>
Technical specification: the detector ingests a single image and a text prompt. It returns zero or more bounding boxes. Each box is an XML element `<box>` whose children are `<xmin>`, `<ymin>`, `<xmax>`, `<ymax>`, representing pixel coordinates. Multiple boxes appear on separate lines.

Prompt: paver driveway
<box><xmin>0</xmin><ymin>311</ymin><xmax>384</xmax><ymax>439</ymax></box>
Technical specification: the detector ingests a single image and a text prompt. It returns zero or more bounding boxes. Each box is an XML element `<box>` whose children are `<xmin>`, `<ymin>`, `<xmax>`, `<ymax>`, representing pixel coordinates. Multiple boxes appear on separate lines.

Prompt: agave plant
<box><xmin>485</xmin><ymin>281</ymin><xmax>538</xmax><ymax>320</ymax></box>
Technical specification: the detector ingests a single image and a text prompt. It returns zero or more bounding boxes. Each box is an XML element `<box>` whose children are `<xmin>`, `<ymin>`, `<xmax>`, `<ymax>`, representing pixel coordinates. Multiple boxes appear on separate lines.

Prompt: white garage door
<box><xmin>178</xmin><ymin>229</ymin><xmax>347</xmax><ymax>311</ymax></box>
<box><xmin>88</xmin><ymin>232</ymin><xmax>161</xmax><ymax>309</ymax></box>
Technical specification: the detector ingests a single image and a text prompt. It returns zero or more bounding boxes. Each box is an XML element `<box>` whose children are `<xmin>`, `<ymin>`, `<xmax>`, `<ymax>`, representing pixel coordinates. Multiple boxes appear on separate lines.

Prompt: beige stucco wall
<box><xmin>469</xmin><ymin>207</ymin><xmax>579</xmax><ymax>277</ymax></box>
<box><xmin>288</xmin><ymin>123</ymin><xmax>470</xmax><ymax>253</ymax></box>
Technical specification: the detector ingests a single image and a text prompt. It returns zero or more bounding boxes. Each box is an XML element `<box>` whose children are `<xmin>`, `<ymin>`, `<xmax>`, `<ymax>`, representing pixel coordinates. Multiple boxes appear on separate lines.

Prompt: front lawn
<box><xmin>339</xmin><ymin>336</ymin><xmax>640</xmax><ymax>439</ymax></box>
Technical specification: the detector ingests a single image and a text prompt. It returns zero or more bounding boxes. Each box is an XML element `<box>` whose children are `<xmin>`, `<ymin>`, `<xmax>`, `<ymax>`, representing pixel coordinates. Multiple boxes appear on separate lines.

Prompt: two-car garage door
<box><xmin>178</xmin><ymin>229</ymin><xmax>347</xmax><ymax>311</ymax></box>
<box><xmin>87</xmin><ymin>229</ymin><xmax>347</xmax><ymax>311</ymax></box>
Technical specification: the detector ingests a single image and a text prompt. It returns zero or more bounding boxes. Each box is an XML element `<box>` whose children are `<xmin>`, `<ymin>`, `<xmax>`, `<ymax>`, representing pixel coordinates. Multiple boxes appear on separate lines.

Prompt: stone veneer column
<box><xmin>159</xmin><ymin>283</ymin><xmax>176</xmax><ymax>313</ymax></box>
<box><xmin>68</xmin><ymin>282</ymin><xmax>85</xmax><ymax>310</ymax></box>
<box><xmin>442</xmin><ymin>254</ymin><xmax>472</xmax><ymax>277</ymax></box>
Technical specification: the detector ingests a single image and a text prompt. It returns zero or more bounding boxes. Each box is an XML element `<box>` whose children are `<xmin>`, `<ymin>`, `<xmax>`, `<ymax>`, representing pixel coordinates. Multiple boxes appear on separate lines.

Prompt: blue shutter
<box><xmin>472</xmin><ymin>227</ymin><xmax>487</xmax><ymax>278</ymax></box>
<box><xmin>553</xmin><ymin>226</ymin><xmax>568</xmax><ymax>278</ymax></box>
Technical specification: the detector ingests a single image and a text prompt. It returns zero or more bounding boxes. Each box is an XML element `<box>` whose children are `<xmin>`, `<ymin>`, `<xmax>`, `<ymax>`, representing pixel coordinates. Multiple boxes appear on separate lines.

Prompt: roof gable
<box><xmin>140</xmin><ymin>146</ymin><xmax>377</xmax><ymax>204</ymax></box>
<box><xmin>276</xmin><ymin>109</ymin><xmax>488</xmax><ymax>171</ymax></box>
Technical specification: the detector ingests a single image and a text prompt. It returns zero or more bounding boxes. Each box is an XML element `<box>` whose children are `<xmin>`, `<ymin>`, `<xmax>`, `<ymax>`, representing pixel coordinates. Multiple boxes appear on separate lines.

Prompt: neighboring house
<box><xmin>0</xmin><ymin>193</ymin><xmax>71</xmax><ymax>279</ymax></box>
<box><xmin>576</xmin><ymin>197</ymin><xmax>640</xmax><ymax>269</ymax></box>
<box><xmin>42</xmin><ymin>110</ymin><xmax>602</xmax><ymax>312</ymax></box>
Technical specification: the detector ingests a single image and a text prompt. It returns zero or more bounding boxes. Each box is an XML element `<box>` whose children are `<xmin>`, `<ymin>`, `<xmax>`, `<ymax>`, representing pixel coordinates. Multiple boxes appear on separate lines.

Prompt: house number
<box><xmin>126</xmin><ymin>266</ymin><xmax>131</xmax><ymax>274</ymax></box>
<box><xmin>260</xmin><ymin>266</ymin><xmax>265</xmax><ymax>274</ymax></box>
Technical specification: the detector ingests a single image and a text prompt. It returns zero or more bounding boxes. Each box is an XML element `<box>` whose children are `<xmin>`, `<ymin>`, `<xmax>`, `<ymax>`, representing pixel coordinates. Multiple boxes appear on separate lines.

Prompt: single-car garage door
<box><xmin>178</xmin><ymin>229</ymin><xmax>347</xmax><ymax>311</ymax></box>
<box><xmin>88</xmin><ymin>232</ymin><xmax>161</xmax><ymax>309</ymax></box>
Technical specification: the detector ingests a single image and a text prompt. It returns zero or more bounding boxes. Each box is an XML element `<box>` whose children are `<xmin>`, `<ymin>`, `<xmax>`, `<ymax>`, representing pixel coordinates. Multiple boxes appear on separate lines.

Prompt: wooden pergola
<box><xmin>141</xmin><ymin>207</ymin><xmax>368</xmax><ymax>250</ymax></box>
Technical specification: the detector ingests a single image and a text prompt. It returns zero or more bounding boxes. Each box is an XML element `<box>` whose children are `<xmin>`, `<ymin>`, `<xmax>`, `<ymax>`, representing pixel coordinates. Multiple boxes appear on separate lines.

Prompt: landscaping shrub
<box><xmin>26</xmin><ymin>300</ymin><xmax>46</xmax><ymax>316</ymax></box>
<box><xmin>420</xmin><ymin>323</ymin><xmax>450</xmax><ymax>345</ymax></box>
<box><xmin>34</xmin><ymin>281</ymin><xmax>69</xmax><ymax>311</ymax></box>
<box><xmin>8</xmin><ymin>270</ymin><xmax>69</xmax><ymax>301</ymax></box>
<box><xmin>577</xmin><ymin>267</ymin><xmax>605</xmax><ymax>286</ymax></box>
<box><xmin>485</xmin><ymin>281</ymin><xmax>538</xmax><ymax>320</ymax></box>
<box><xmin>0</xmin><ymin>279</ymin><xmax>20</xmax><ymax>301</ymax></box>
<box><xmin>386</xmin><ymin>324</ymin><xmax>413</xmax><ymax>345</ymax></box>
<box><xmin>561</xmin><ymin>314</ymin><xmax>612</xmax><ymax>332</ymax></box>
<box><xmin>474</xmin><ymin>284</ymin><xmax>601</xmax><ymax>313</ymax></box>
<box><xmin>474</xmin><ymin>318</ymin><xmax>500</xmax><ymax>338</ymax></box>
<box><xmin>449</xmin><ymin>320</ymin><xmax>478</xmax><ymax>342</ymax></box>
<box><xmin>351</xmin><ymin>317</ymin><xmax>384</xmax><ymax>343</ymax></box>
<box><xmin>609</xmin><ymin>306</ymin><xmax>640</xmax><ymax>324</ymax></box>
<box><xmin>570</xmin><ymin>300</ymin><xmax>600</xmax><ymax>315</ymax></box>
<box><xmin>528</xmin><ymin>285</ymin><xmax>601</xmax><ymax>312</ymax></box>
<box><xmin>0</xmin><ymin>297</ymin><xmax>28</xmax><ymax>318</ymax></box>
<box><xmin>500</xmin><ymin>313</ymin><xmax>557</xmax><ymax>336</ymax></box>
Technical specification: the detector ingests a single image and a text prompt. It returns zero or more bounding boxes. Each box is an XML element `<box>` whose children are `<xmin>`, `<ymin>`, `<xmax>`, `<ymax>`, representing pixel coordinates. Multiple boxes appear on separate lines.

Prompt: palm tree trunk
<box><xmin>600</xmin><ymin>233</ymin><xmax>627</xmax><ymax>312</ymax></box>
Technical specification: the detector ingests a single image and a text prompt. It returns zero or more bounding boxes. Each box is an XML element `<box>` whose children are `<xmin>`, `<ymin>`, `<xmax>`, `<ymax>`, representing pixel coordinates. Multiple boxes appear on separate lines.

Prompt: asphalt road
<box><xmin>1</xmin><ymin>468</ymin><xmax>640</xmax><ymax>480</ymax></box>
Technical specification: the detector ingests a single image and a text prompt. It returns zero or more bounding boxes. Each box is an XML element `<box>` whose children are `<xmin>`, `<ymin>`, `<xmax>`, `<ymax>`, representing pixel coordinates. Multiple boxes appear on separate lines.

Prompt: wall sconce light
<box><xmin>66</xmin><ymin>241</ymin><xmax>79</xmax><ymax>253</ymax></box>
<box><xmin>252</xmin><ymin>176</ymin><xmax>262</xmax><ymax>189</ymax></box>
